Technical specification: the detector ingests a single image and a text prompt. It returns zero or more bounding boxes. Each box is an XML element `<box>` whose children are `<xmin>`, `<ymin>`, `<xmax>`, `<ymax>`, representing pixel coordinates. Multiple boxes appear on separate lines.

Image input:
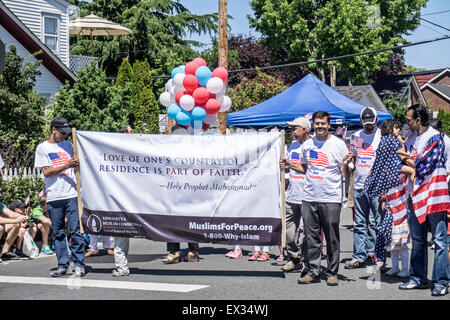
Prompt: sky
<box><xmin>178</xmin><ymin>0</ymin><xmax>450</xmax><ymax>71</ymax></box>
<box><xmin>83</xmin><ymin>0</ymin><xmax>450</xmax><ymax>71</ymax></box>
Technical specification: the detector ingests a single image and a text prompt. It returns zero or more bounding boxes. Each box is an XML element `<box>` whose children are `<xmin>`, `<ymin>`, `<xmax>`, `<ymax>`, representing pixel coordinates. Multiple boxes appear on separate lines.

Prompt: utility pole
<box><xmin>218</xmin><ymin>0</ymin><xmax>228</xmax><ymax>134</ymax></box>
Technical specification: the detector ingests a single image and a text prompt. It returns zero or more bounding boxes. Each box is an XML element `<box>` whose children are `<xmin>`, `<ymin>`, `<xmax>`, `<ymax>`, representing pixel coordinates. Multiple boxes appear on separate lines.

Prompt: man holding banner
<box><xmin>34</xmin><ymin>117</ymin><xmax>86</xmax><ymax>277</ymax></box>
<box><xmin>281</xmin><ymin>117</ymin><xmax>311</xmax><ymax>272</ymax></box>
<box><xmin>281</xmin><ymin>111</ymin><xmax>349</xmax><ymax>286</ymax></box>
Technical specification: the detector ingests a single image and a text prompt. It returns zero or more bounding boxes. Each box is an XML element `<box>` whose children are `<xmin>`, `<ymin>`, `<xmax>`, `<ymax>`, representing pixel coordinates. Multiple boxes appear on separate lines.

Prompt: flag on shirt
<box><xmin>386</xmin><ymin>174</ymin><xmax>410</xmax><ymax>225</ymax></box>
<box><xmin>309</xmin><ymin>150</ymin><xmax>328</xmax><ymax>167</ymax></box>
<box><xmin>291</xmin><ymin>152</ymin><xmax>301</xmax><ymax>164</ymax></box>
<box><xmin>411</xmin><ymin>133</ymin><xmax>450</xmax><ymax>224</ymax></box>
<box><xmin>48</xmin><ymin>152</ymin><xmax>69</xmax><ymax>167</ymax></box>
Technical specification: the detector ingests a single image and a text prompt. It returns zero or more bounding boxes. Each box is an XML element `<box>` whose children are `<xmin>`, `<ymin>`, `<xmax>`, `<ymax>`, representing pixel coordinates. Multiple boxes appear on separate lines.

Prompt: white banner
<box><xmin>76</xmin><ymin>131</ymin><xmax>282</xmax><ymax>245</ymax></box>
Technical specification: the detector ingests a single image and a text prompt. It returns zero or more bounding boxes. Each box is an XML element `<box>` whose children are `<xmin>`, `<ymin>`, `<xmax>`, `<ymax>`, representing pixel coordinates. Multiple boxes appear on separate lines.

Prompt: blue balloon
<box><xmin>195</xmin><ymin>66</ymin><xmax>212</xmax><ymax>87</ymax></box>
<box><xmin>167</xmin><ymin>104</ymin><xmax>181</xmax><ymax>120</ymax></box>
<box><xmin>175</xmin><ymin>109</ymin><xmax>191</xmax><ymax>126</ymax></box>
<box><xmin>191</xmin><ymin>106</ymin><xmax>206</xmax><ymax>121</ymax></box>
<box><xmin>171</xmin><ymin>67</ymin><xmax>185</xmax><ymax>79</ymax></box>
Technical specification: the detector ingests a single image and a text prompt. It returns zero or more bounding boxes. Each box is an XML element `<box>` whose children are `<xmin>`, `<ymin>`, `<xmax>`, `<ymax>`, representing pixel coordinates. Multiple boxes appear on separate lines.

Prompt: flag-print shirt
<box><xmin>285</xmin><ymin>140</ymin><xmax>305</xmax><ymax>204</ymax></box>
<box><xmin>34</xmin><ymin>140</ymin><xmax>77</xmax><ymax>202</ymax></box>
<box><xmin>351</xmin><ymin>129</ymin><xmax>381</xmax><ymax>190</ymax></box>
<box><xmin>300</xmin><ymin>135</ymin><xmax>348</xmax><ymax>203</ymax></box>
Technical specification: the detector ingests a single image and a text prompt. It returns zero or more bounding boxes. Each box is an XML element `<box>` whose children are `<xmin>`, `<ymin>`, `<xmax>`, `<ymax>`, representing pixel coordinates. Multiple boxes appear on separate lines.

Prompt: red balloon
<box><xmin>204</xmin><ymin>99</ymin><xmax>221</xmax><ymax>115</ymax></box>
<box><xmin>212</xmin><ymin>67</ymin><xmax>228</xmax><ymax>82</ymax></box>
<box><xmin>183</xmin><ymin>74</ymin><xmax>199</xmax><ymax>93</ymax></box>
<box><xmin>193</xmin><ymin>57</ymin><xmax>207</xmax><ymax>67</ymax></box>
<box><xmin>185</xmin><ymin>61</ymin><xmax>200</xmax><ymax>75</ymax></box>
<box><xmin>175</xmin><ymin>90</ymin><xmax>186</xmax><ymax>105</ymax></box>
<box><xmin>202</xmin><ymin>123</ymin><xmax>210</xmax><ymax>130</ymax></box>
<box><xmin>192</xmin><ymin>87</ymin><xmax>210</xmax><ymax>105</ymax></box>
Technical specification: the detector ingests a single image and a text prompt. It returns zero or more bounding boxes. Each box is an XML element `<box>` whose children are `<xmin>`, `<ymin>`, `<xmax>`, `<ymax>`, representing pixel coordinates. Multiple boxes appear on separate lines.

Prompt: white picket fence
<box><xmin>1</xmin><ymin>167</ymin><xmax>43</xmax><ymax>181</ymax></box>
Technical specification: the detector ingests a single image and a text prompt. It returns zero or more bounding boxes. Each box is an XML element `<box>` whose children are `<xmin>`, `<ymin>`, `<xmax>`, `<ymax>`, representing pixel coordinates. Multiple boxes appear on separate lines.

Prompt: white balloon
<box><xmin>218</xmin><ymin>95</ymin><xmax>232</xmax><ymax>112</ymax></box>
<box><xmin>179</xmin><ymin>94</ymin><xmax>195</xmax><ymax>111</ymax></box>
<box><xmin>206</xmin><ymin>77</ymin><xmax>224</xmax><ymax>94</ymax></box>
<box><xmin>159</xmin><ymin>91</ymin><xmax>172</xmax><ymax>107</ymax></box>
<box><xmin>203</xmin><ymin>113</ymin><xmax>217</xmax><ymax>125</ymax></box>
<box><xmin>169</xmin><ymin>85</ymin><xmax>176</xmax><ymax>96</ymax></box>
<box><xmin>173</xmin><ymin>73</ymin><xmax>185</xmax><ymax>87</ymax></box>
<box><xmin>217</xmin><ymin>84</ymin><xmax>227</xmax><ymax>96</ymax></box>
<box><xmin>165</xmin><ymin>79</ymin><xmax>173</xmax><ymax>91</ymax></box>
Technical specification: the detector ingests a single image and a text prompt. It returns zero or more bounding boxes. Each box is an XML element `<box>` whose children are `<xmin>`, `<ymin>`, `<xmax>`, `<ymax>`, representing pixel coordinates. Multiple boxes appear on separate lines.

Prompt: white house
<box><xmin>0</xmin><ymin>0</ymin><xmax>76</xmax><ymax>102</ymax></box>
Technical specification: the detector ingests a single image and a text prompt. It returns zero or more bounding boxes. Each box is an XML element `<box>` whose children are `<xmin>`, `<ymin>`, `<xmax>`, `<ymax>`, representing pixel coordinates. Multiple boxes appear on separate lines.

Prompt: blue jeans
<box><xmin>47</xmin><ymin>197</ymin><xmax>85</xmax><ymax>268</ymax></box>
<box><xmin>407</xmin><ymin>197</ymin><xmax>449</xmax><ymax>287</ymax></box>
<box><xmin>352</xmin><ymin>189</ymin><xmax>381</xmax><ymax>262</ymax></box>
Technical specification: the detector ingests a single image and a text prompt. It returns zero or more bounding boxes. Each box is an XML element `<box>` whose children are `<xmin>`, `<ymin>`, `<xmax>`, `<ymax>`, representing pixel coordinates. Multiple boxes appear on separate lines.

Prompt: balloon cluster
<box><xmin>159</xmin><ymin>58</ymin><xmax>232</xmax><ymax>131</ymax></box>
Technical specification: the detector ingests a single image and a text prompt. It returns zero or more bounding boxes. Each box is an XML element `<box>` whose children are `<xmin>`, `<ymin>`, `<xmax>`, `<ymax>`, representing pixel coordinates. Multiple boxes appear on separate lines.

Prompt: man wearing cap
<box><xmin>34</xmin><ymin>117</ymin><xmax>85</xmax><ymax>277</ymax></box>
<box><xmin>280</xmin><ymin>117</ymin><xmax>311</xmax><ymax>272</ymax></box>
<box><xmin>344</xmin><ymin>107</ymin><xmax>382</xmax><ymax>269</ymax></box>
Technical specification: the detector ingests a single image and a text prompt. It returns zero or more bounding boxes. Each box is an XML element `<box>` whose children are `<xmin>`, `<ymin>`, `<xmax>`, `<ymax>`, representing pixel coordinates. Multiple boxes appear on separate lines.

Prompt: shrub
<box><xmin>0</xmin><ymin>175</ymin><xmax>45</xmax><ymax>209</ymax></box>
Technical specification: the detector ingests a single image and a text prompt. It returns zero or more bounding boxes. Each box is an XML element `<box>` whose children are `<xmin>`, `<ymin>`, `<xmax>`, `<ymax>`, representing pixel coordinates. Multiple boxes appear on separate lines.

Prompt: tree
<box><xmin>249</xmin><ymin>0</ymin><xmax>427</xmax><ymax>85</ymax></box>
<box><xmin>437</xmin><ymin>109</ymin><xmax>450</xmax><ymax>136</ymax></box>
<box><xmin>52</xmin><ymin>62</ymin><xmax>128</xmax><ymax>132</ymax></box>
<box><xmin>130</xmin><ymin>60</ymin><xmax>159</xmax><ymax>134</ymax></box>
<box><xmin>227</xmin><ymin>69</ymin><xmax>288</xmax><ymax>113</ymax></box>
<box><xmin>69</xmin><ymin>0</ymin><xmax>218</xmax><ymax>90</ymax></box>
<box><xmin>0</xmin><ymin>46</ymin><xmax>47</xmax><ymax>167</ymax></box>
<box><xmin>115</xmin><ymin>58</ymin><xmax>134</xmax><ymax>126</ymax></box>
<box><xmin>383</xmin><ymin>96</ymin><xmax>409</xmax><ymax>124</ymax></box>
<box><xmin>371</xmin><ymin>53</ymin><xmax>406</xmax><ymax>78</ymax></box>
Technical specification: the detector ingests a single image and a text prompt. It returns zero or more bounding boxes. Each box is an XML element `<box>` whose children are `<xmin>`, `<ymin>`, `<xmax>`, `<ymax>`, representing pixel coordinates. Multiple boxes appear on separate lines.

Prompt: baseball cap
<box><xmin>360</xmin><ymin>107</ymin><xmax>378</xmax><ymax>125</ymax></box>
<box><xmin>8</xmin><ymin>200</ymin><xmax>26</xmax><ymax>211</ymax></box>
<box><xmin>51</xmin><ymin>117</ymin><xmax>72</xmax><ymax>134</ymax></box>
<box><xmin>286</xmin><ymin>117</ymin><xmax>311</xmax><ymax>131</ymax></box>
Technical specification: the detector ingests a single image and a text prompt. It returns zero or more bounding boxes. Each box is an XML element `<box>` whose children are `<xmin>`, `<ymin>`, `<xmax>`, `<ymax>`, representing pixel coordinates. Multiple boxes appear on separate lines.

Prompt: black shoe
<box><xmin>50</xmin><ymin>267</ymin><xmax>68</xmax><ymax>277</ymax></box>
<box><xmin>399</xmin><ymin>280</ymin><xmax>428</xmax><ymax>290</ymax></box>
<box><xmin>431</xmin><ymin>285</ymin><xmax>448</xmax><ymax>296</ymax></box>
<box><xmin>15</xmin><ymin>250</ymin><xmax>30</xmax><ymax>260</ymax></box>
<box><xmin>1</xmin><ymin>252</ymin><xmax>19</xmax><ymax>260</ymax></box>
<box><xmin>344</xmin><ymin>259</ymin><xmax>365</xmax><ymax>269</ymax></box>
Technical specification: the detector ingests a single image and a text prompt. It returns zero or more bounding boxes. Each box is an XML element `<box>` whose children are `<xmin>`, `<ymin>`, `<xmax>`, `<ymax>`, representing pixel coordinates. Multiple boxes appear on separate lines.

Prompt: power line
<box><xmin>422</xmin><ymin>9</ymin><xmax>450</xmax><ymax>16</ymax></box>
<box><xmin>420</xmin><ymin>17</ymin><xmax>450</xmax><ymax>32</ymax></box>
<box><xmin>145</xmin><ymin>34</ymin><xmax>450</xmax><ymax>79</ymax></box>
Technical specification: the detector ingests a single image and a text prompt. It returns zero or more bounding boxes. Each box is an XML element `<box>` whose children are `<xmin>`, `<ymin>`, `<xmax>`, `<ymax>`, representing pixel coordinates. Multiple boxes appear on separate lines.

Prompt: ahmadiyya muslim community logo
<box><xmin>87</xmin><ymin>214</ymin><xmax>102</xmax><ymax>232</ymax></box>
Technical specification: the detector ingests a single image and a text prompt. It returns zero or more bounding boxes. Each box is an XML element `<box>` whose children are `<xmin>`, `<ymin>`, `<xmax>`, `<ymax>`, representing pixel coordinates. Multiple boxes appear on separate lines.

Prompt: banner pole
<box><xmin>280</xmin><ymin>130</ymin><xmax>286</xmax><ymax>248</ymax></box>
<box><xmin>72</xmin><ymin>128</ymin><xmax>84</xmax><ymax>234</ymax></box>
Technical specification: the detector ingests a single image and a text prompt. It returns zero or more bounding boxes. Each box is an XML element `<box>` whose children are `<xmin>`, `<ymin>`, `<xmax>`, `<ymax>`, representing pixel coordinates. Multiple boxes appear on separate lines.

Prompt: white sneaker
<box><xmin>397</xmin><ymin>270</ymin><xmax>409</xmax><ymax>278</ymax></box>
<box><xmin>112</xmin><ymin>268</ymin><xmax>130</xmax><ymax>277</ymax></box>
<box><xmin>386</xmin><ymin>268</ymin><xmax>400</xmax><ymax>276</ymax></box>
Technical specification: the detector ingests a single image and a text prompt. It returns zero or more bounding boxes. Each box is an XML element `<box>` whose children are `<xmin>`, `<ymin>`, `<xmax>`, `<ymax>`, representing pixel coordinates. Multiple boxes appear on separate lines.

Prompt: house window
<box><xmin>43</xmin><ymin>16</ymin><xmax>58</xmax><ymax>52</ymax></box>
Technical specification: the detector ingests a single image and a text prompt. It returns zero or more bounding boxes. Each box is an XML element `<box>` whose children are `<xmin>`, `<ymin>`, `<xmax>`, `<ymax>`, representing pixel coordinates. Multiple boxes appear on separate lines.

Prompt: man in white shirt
<box><xmin>344</xmin><ymin>107</ymin><xmax>382</xmax><ymax>269</ymax></box>
<box><xmin>34</xmin><ymin>117</ymin><xmax>85</xmax><ymax>277</ymax></box>
<box><xmin>281</xmin><ymin>111</ymin><xmax>349</xmax><ymax>286</ymax></box>
<box><xmin>280</xmin><ymin>117</ymin><xmax>311</xmax><ymax>272</ymax></box>
<box><xmin>399</xmin><ymin>105</ymin><xmax>450</xmax><ymax>297</ymax></box>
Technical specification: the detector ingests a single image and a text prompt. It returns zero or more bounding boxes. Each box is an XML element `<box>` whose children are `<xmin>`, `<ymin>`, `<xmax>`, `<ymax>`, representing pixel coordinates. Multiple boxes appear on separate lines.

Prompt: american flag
<box><xmin>386</xmin><ymin>174</ymin><xmax>410</xmax><ymax>225</ymax></box>
<box><xmin>351</xmin><ymin>136</ymin><xmax>374</xmax><ymax>156</ymax></box>
<box><xmin>48</xmin><ymin>152</ymin><xmax>69</xmax><ymax>167</ymax></box>
<box><xmin>411</xmin><ymin>133</ymin><xmax>450</xmax><ymax>224</ymax></box>
<box><xmin>309</xmin><ymin>150</ymin><xmax>328</xmax><ymax>168</ymax></box>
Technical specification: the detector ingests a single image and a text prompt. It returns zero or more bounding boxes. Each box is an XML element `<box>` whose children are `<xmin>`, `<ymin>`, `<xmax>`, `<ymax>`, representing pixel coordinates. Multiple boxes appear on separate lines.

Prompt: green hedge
<box><xmin>0</xmin><ymin>175</ymin><xmax>45</xmax><ymax>209</ymax></box>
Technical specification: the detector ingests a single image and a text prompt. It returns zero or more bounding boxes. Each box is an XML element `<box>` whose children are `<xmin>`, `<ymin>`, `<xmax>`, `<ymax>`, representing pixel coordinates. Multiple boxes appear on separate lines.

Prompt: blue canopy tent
<box><xmin>226</xmin><ymin>74</ymin><xmax>392</xmax><ymax>127</ymax></box>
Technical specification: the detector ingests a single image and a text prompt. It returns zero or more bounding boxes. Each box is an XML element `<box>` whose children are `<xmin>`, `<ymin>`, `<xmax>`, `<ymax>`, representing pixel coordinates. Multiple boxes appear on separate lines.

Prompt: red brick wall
<box><xmin>435</xmin><ymin>73</ymin><xmax>450</xmax><ymax>86</ymax></box>
<box><xmin>422</xmin><ymin>87</ymin><xmax>450</xmax><ymax>112</ymax></box>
